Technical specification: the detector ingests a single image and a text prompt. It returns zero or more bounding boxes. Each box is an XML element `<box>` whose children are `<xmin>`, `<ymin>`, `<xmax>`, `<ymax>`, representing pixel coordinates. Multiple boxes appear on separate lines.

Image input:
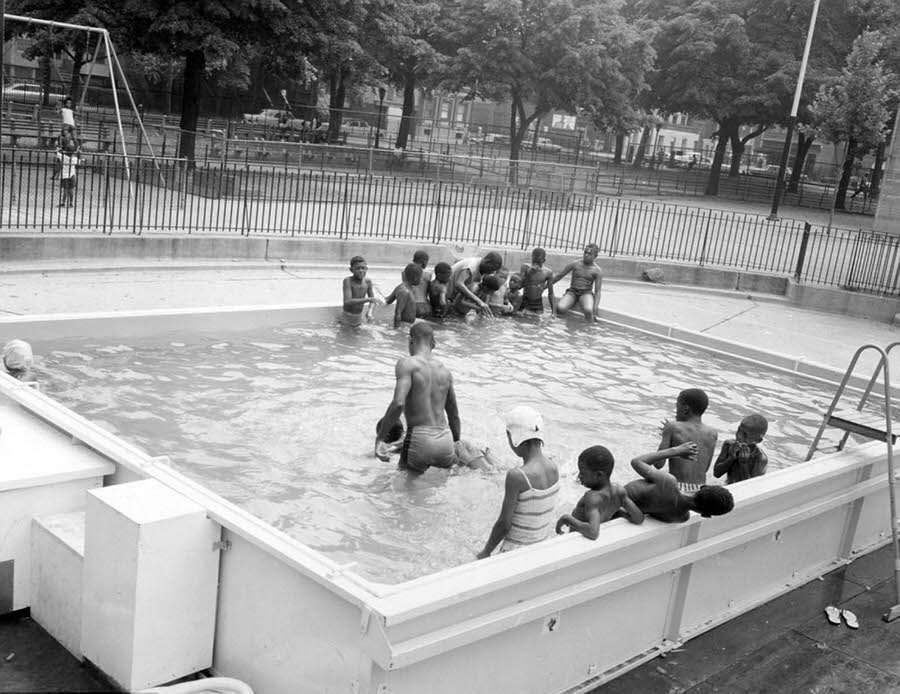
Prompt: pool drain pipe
<box><xmin>136</xmin><ymin>677</ymin><xmax>253</xmax><ymax>694</ymax></box>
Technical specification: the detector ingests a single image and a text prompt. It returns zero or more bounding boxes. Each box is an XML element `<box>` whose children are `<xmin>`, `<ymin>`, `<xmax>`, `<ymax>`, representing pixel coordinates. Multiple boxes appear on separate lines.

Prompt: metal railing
<box><xmin>0</xmin><ymin>149</ymin><xmax>896</xmax><ymax>296</ymax></box>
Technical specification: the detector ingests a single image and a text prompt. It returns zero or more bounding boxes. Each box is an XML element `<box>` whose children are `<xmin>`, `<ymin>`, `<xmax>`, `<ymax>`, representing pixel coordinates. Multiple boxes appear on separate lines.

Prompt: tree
<box><xmin>120</xmin><ymin>0</ymin><xmax>290</xmax><ymax>162</ymax></box>
<box><xmin>446</xmin><ymin>0</ymin><xmax>653</xmax><ymax>183</ymax></box>
<box><xmin>373</xmin><ymin>0</ymin><xmax>445</xmax><ymax>150</ymax></box>
<box><xmin>7</xmin><ymin>0</ymin><xmax>113</xmax><ymax>104</ymax></box>
<box><xmin>810</xmin><ymin>31</ymin><xmax>897</xmax><ymax>209</ymax></box>
<box><xmin>646</xmin><ymin>0</ymin><xmax>817</xmax><ymax>196</ymax></box>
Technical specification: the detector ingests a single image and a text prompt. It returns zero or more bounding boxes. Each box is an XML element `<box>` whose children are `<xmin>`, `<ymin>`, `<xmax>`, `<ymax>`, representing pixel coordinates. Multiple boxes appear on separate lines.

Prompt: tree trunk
<box><xmin>728</xmin><ymin>129</ymin><xmax>744</xmax><ymax>177</ymax></box>
<box><xmin>165</xmin><ymin>62</ymin><xmax>175</xmax><ymax>115</ymax></box>
<box><xmin>632</xmin><ymin>126</ymin><xmax>651</xmax><ymax>168</ymax></box>
<box><xmin>177</xmin><ymin>50</ymin><xmax>205</xmax><ymax>163</ymax></box>
<box><xmin>68</xmin><ymin>35</ymin><xmax>87</xmax><ymax>103</ymax></box>
<box><xmin>787</xmin><ymin>132</ymin><xmax>813</xmax><ymax>193</ymax></box>
<box><xmin>530</xmin><ymin>116</ymin><xmax>542</xmax><ymax>156</ymax></box>
<box><xmin>835</xmin><ymin>140</ymin><xmax>858</xmax><ymax>210</ymax></box>
<box><xmin>395</xmin><ymin>66</ymin><xmax>416</xmax><ymax>150</ymax></box>
<box><xmin>870</xmin><ymin>140</ymin><xmax>886</xmax><ymax>196</ymax></box>
<box><xmin>509</xmin><ymin>98</ymin><xmax>521</xmax><ymax>186</ymax></box>
<box><xmin>705</xmin><ymin>119</ymin><xmax>737</xmax><ymax>196</ymax></box>
<box><xmin>40</xmin><ymin>55</ymin><xmax>52</xmax><ymax>107</ymax></box>
<box><xmin>328</xmin><ymin>68</ymin><xmax>348</xmax><ymax>143</ymax></box>
<box><xmin>613</xmin><ymin>132</ymin><xmax>624</xmax><ymax>164</ymax></box>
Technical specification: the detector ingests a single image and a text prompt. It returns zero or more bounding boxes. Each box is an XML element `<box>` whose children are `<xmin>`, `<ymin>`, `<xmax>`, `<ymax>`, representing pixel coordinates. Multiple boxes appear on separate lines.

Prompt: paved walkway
<box><xmin>0</xmin><ymin>259</ymin><xmax>897</xmax><ymax>374</ymax></box>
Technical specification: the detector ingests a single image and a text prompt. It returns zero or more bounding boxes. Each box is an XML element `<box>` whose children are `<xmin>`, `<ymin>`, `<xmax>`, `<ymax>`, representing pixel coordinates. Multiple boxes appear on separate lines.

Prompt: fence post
<box><xmin>433</xmin><ymin>180</ymin><xmax>443</xmax><ymax>244</ymax></box>
<box><xmin>522</xmin><ymin>188</ymin><xmax>533</xmax><ymax>250</ymax></box>
<box><xmin>339</xmin><ymin>172</ymin><xmax>350</xmax><ymax>240</ymax></box>
<box><xmin>699</xmin><ymin>210</ymin><xmax>714</xmax><ymax>267</ymax></box>
<box><xmin>610</xmin><ymin>199</ymin><xmax>622</xmax><ymax>257</ymax></box>
<box><xmin>793</xmin><ymin>222</ymin><xmax>812</xmax><ymax>282</ymax></box>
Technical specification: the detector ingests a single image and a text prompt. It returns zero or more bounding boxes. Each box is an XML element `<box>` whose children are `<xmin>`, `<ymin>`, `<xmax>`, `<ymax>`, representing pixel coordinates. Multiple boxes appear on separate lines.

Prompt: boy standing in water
<box><xmin>554</xmin><ymin>244</ymin><xmax>602</xmax><ymax>321</ymax></box>
<box><xmin>656</xmin><ymin>388</ymin><xmax>719</xmax><ymax>493</ymax></box>
<box><xmin>429</xmin><ymin>262</ymin><xmax>453</xmax><ymax>317</ymax></box>
<box><xmin>478</xmin><ymin>406</ymin><xmax>560</xmax><ymax>558</ymax></box>
<box><xmin>411</xmin><ymin>250</ymin><xmax>433</xmax><ymax>318</ymax></box>
<box><xmin>519</xmin><ymin>247</ymin><xmax>556</xmax><ymax>314</ymax></box>
<box><xmin>453</xmin><ymin>275</ymin><xmax>501</xmax><ymax>318</ymax></box>
<box><xmin>713</xmin><ymin>414</ymin><xmax>769</xmax><ymax>484</ymax></box>
<box><xmin>341</xmin><ymin>255</ymin><xmax>383</xmax><ymax>326</ymax></box>
<box><xmin>556</xmin><ymin>446</ymin><xmax>643</xmax><ymax>539</ymax></box>
<box><xmin>391</xmin><ymin>263</ymin><xmax>423</xmax><ymax>328</ymax></box>
<box><xmin>626</xmin><ymin>442</ymin><xmax>734</xmax><ymax>523</ymax></box>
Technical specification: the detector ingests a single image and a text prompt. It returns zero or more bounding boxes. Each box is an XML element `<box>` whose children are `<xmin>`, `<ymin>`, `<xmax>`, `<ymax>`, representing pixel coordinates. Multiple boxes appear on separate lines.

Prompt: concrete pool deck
<box><xmin>0</xmin><ymin>258</ymin><xmax>897</xmax><ymax>375</ymax></box>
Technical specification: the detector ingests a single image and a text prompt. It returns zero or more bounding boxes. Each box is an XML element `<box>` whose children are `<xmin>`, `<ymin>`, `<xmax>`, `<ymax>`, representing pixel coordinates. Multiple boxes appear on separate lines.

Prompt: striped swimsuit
<box><xmin>500</xmin><ymin>470</ymin><xmax>560</xmax><ymax>552</ymax></box>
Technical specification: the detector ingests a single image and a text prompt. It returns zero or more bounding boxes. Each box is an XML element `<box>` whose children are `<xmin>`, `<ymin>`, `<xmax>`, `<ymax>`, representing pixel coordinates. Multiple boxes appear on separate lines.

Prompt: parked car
<box><xmin>344</xmin><ymin>120</ymin><xmax>372</xmax><ymax>139</ymax></box>
<box><xmin>242</xmin><ymin>109</ymin><xmax>303</xmax><ymax>129</ymax></box>
<box><xmin>1</xmin><ymin>82</ymin><xmax>68</xmax><ymax>104</ymax></box>
<box><xmin>524</xmin><ymin>137</ymin><xmax>563</xmax><ymax>153</ymax></box>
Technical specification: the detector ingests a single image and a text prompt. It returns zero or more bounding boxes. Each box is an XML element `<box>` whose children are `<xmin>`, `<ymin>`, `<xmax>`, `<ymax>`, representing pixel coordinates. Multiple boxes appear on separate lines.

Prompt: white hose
<box><xmin>137</xmin><ymin>677</ymin><xmax>253</xmax><ymax>694</ymax></box>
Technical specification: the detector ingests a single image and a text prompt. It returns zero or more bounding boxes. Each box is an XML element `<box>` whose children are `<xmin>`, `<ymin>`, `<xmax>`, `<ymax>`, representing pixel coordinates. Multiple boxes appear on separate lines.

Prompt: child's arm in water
<box><xmin>712</xmin><ymin>440</ymin><xmax>735</xmax><ymax>479</ymax></box>
<box><xmin>591</xmin><ymin>268</ymin><xmax>603</xmax><ymax>316</ymax></box>
<box><xmin>478</xmin><ymin>470</ymin><xmax>525</xmax><ymax>559</ymax></box>
<box><xmin>545</xmin><ymin>268</ymin><xmax>557</xmax><ymax>314</ymax></box>
<box><xmin>364</xmin><ymin>279</ymin><xmax>380</xmax><ymax>320</ymax></box>
<box><xmin>556</xmin><ymin>492</ymin><xmax>603</xmax><ymax>540</ymax></box>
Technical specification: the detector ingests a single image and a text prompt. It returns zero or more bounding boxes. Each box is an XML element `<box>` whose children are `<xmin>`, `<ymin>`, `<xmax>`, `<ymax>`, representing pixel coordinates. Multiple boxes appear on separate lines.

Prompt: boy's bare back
<box><xmin>659</xmin><ymin>420</ymin><xmax>718</xmax><ymax>485</ymax></box>
<box><xmin>575</xmin><ymin>484</ymin><xmax>629</xmax><ymax>525</ymax></box>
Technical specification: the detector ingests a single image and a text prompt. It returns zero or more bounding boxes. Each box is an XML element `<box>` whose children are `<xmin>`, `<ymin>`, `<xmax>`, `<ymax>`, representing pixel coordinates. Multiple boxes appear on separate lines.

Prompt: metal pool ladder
<box><xmin>805</xmin><ymin>342</ymin><xmax>900</xmax><ymax>622</ymax></box>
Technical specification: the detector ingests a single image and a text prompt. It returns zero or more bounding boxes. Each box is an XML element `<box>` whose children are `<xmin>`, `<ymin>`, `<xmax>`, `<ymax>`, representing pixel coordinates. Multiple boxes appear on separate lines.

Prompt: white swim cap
<box><xmin>505</xmin><ymin>405</ymin><xmax>544</xmax><ymax>447</ymax></box>
<box><xmin>3</xmin><ymin>339</ymin><xmax>34</xmax><ymax>373</ymax></box>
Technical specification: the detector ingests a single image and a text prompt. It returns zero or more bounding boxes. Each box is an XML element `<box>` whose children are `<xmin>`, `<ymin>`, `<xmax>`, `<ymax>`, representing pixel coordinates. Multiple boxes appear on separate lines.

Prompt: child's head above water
<box><xmin>531</xmin><ymin>247</ymin><xmax>546</xmax><ymax>265</ymax></box>
<box><xmin>403</xmin><ymin>263</ymin><xmax>424</xmax><ymax>286</ymax></box>
<box><xmin>583</xmin><ymin>243</ymin><xmax>600</xmax><ymax>260</ymax></box>
<box><xmin>692</xmin><ymin>485</ymin><xmax>734</xmax><ymax>518</ymax></box>
<box><xmin>577</xmin><ymin>445</ymin><xmax>614</xmax><ymax>489</ymax></box>
<box><xmin>434</xmin><ymin>262</ymin><xmax>452</xmax><ymax>282</ymax></box>
<box><xmin>479</xmin><ymin>274</ymin><xmax>502</xmax><ymax>294</ymax></box>
<box><xmin>677</xmin><ymin>388</ymin><xmax>709</xmax><ymax>419</ymax></box>
<box><xmin>350</xmin><ymin>255</ymin><xmax>367</xmax><ymax>278</ymax></box>
<box><xmin>495</xmin><ymin>267</ymin><xmax>510</xmax><ymax>283</ymax></box>
<box><xmin>479</xmin><ymin>251</ymin><xmax>503</xmax><ymax>275</ymax></box>
<box><xmin>504</xmin><ymin>405</ymin><xmax>544</xmax><ymax>451</ymax></box>
<box><xmin>413</xmin><ymin>250</ymin><xmax>429</xmax><ymax>269</ymax></box>
<box><xmin>737</xmin><ymin>414</ymin><xmax>768</xmax><ymax>444</ymax></box>
<box><xmin>508</xmin><ymin>273</ymin><xmax>524</xmax><ymax>291</ymax></box>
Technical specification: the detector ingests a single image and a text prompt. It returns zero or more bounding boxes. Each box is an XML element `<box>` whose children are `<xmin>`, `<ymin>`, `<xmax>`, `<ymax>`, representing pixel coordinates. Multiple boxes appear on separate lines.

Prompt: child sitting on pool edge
<box><xmin>478</xmin><ymin>406</ymin><xmax>559</xmax><ymax>558</ymax></box>
<box><xmin>341</xmin><ymin>255</ymin><xmax>383</xmax><ymax>326</ymax></box>
<box><xmin>713</xmin><ymin>414</ymin><xmax>769</xmax><ymax>484</ymax></box>
<box><xmin>556</xmin><ymin>445</ymin><xmax>643</xmax><ymax>539</ymax></box>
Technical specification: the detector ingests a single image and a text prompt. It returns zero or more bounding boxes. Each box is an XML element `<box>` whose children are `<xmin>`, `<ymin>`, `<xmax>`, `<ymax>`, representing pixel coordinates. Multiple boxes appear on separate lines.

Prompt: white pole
<box><xmin>3</xmin><ymin>14</ymin><xmax>107</xmax><ymax>33</ymax></box>
<box><xmin>102</xmin><ymin>30</ymin><xmax>133</xmax><ymax>201</ymax></box>
<box><xmin>790</xmin><ymin>0</ymin><xmax>821</xmax><ymax>118</ymax></box>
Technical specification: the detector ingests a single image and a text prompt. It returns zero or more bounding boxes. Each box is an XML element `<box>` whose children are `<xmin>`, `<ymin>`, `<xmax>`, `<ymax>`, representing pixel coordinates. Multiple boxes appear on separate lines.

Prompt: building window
<box><xmin>440</xmin><ymin>100</ymin><xmax>450</xmax><ymax>121</ymax></box>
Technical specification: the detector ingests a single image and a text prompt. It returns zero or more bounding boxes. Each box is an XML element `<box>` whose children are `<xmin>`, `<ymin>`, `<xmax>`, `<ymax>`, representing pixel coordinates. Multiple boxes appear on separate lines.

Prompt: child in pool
<box><xmin>486</xmin><ymin>268</ymin><xmax>511</xmax><ymax>313</ymax></box>
<box><xmin>519</xmin><ymin>247</ymin><xmax>556</xmax><ymax>314</ymax></box>
<box><xmin>3</xmin><ymin>339</ymin><xmax>36</xmax><ymax>383</ymax></box>
<box><xmin>390</xmin><ymin>263</ymin><xmax>424</xmax><ymax>328</ymax></box>
<box><xmin>453</xmin><ymin>274</ymin><xmax>501</xmax><ymax>317</ymax></box>
<box><xmin>341</xmin><ymin>256</ymin><xmax>383</xmax><ymax>326</ymax></box>
<box><xmin>429</xmin><ymin>262</ymin><xmax>453</xmax><ymax>317</ymax></box>
<box><xmin>656</xmin><ymin>388</ymin><xmax>718</xmax><ymax>494</ymax></box>
<box><xmin>478</xmin><ymin>406</ymin><xmax>560</xmax><ymax>558</ymax></box>
<box><xmin>385</xmin><ymin>250</ymin><xmax>433</xmax><ymax>319</ymax></box>
<box><xmin>554</xmin><ymin>244</ymin><xmax>602</xmax><ymax>321</ymax></box>
<box><xmin>625</xmin><ymin>442</ymin><xmax>734</xmax><ymax>523</ymax></box>
<box><xmin>506</xmin><ymin>273</ymin><xmax>524</xmax><ymax>312</ymax></box>
<box><xmin>713</xmin><ymin>414</ymin><xmax>769</xmax><ymax>484</ymax></box>
<box><xmin>556</xmin><ymin>445</ymin><xmax>643</xmax><ymax>539</ymax></box>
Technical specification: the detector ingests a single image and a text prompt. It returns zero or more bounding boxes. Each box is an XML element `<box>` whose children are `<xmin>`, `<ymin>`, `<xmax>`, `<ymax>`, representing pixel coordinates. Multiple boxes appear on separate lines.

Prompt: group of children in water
<box><xmin>480</xmin><ymin>389</ymin><xmax>768</xmax><ymax>556</ymax></box>
<box><xmin>340</xmin><ymin>244</ymin><xmax>605</xmax><ymax>327</ymax></box>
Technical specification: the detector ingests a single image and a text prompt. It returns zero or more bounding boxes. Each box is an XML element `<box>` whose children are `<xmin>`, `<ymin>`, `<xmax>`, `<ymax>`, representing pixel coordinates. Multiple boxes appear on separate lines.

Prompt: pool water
<box><xmin>37</xmin><ymin>317</ymin><xmax>838</xmax><ymax>583</ymax></box>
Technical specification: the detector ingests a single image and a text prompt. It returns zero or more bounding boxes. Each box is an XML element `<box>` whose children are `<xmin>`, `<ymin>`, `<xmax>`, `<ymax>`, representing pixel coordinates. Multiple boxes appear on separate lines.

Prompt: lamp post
<box><xmin>375</xmin><ymin>86</ymin><xmax>386</xmax><ymax>149</ymax></box>
<box><xmin>768</xmin><ymin>0</ymin><xmax>821</xmax><ymax>220</ymax></box>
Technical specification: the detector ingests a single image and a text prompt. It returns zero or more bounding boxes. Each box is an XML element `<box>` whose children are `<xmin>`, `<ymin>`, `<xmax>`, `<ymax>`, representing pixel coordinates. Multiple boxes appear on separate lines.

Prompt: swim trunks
<box><xmin>677</xmin><ymin>482</ymin><xmax>702</xmax><ymax>495</ymax></box>
<box><xmin>415</xmin><ymin>301</ymin><xmax>432</xmax><ymax>319</ymax></box>
<box><xmin>340</xmin><ymin>309</ymin><xmax>363</xmax><ymax>327</ymax></box>
<box><xmin>399</xmin><ymin>425</ymin><xmax>455</xmax><ymax>472</ymax></box>
<box><xmin>564</xmin><ymin>287</ymin><xmax>593</xmax><ymax>301</ymax></box>
<box><xmin>522</xmin><ymin>296</ymin><xmax>544</xmax><ymax>312</ymax></box>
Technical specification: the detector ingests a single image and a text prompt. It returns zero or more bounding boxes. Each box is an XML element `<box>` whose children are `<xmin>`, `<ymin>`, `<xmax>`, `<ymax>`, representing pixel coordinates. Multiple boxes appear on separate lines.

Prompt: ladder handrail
<box><xmin>838</xmin><ymin>341</ymin><xmax>900</xmax><ymax>449</ymax></box>
<box><xmin>806</xmin><ymin>344</ymin><xmax>889</xmax><ymax>461</ymax></box>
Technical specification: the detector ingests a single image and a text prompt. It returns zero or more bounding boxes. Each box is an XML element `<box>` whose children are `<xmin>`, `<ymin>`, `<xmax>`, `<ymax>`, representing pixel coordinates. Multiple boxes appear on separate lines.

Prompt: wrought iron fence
<box><xmin>0</xmin><ymin>149</ymin><xmax>896</xmax><ymax>296</ymax></box>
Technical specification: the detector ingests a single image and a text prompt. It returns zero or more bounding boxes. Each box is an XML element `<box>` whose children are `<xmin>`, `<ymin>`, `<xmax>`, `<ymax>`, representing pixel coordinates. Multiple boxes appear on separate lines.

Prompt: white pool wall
<box><xmin>0</xmin><ymin>304</ymin><xmax>894</xmax><ymax>694</ymax></box>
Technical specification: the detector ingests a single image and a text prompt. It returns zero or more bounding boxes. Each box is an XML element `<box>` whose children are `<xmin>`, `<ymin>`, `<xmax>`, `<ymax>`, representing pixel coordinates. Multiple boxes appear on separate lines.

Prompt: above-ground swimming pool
<box><xmin>36</xmin><ymin>315</ymin><xmax>842</xmax><ymax>583</ymax></box>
